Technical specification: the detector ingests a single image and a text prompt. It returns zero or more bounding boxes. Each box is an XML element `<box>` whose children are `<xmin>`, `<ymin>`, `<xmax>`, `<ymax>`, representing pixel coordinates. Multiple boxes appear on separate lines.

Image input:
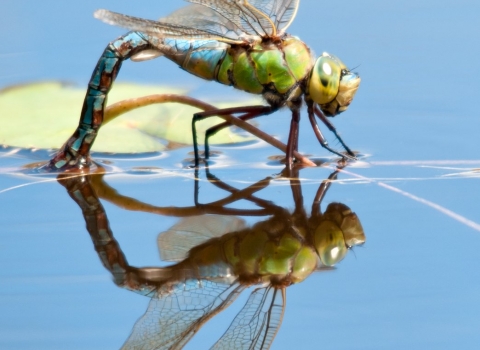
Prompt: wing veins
<box><xmin>187</xmin><ymin>0</ymin><xmax>273</xmax><ymax>38</ymax></box>
<box><xmin>211</xmin><ymin>286</ymin><xmax>286</xmax><ymax>350</ymax></box>
<box><xmin>257</xmin><ymin>288</ymin><xmax>285</xmax><ymax>350</ymax></box>
<box><xmin>95</xmin><ymin>1</ymin><xmax>300</xmax><ymax>43</ymax></box>
<box><xmin>245</xmin><ymin>1</ymin><xmax>277</xmax><ymax>36</ymax></box>
<box><xmin>95</xmin><ymin>9</ymin><xmax>245</xmax><ymax>44</ymax></box>
<box><xmin>191</xmin><ymin>1</ymin><xmax>264</xmax><ymax>37</ymax></box>
<box><xmin>236</xmin><ymin>1</ymin><xmax>271</xmax><ymax>37</ymax></box>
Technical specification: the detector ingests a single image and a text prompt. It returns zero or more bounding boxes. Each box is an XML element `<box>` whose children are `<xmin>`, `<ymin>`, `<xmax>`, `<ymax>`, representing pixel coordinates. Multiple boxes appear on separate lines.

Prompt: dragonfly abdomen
<box><xmin>152</xmin><ymin>38</ymin><xmax>229</xmax><ymax>81</ymax></box>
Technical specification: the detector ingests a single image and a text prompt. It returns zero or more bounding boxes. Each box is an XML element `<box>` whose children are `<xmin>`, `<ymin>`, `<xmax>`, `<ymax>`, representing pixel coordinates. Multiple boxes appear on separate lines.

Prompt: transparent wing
<box><xmin>94</xmin><ymin>0</ymin><xmax>300</xmax><ymax>43</ymax></box>
<box><xmin>122</xmin><ymin>280</ymin><xmax>245</xmax><ymax>350</ymax></box>
<box><xmin>243</xmin><ymin>0</ymin><xmax>300</xmax><ymax>33</ymax></box>
<box><xmin>94</xmin><ymin>8</ymin><xmax>244</xmax><ymax>44</ymax></box>
<box><xmin>162</xmin><ymin>3</ymin><xmax>262</xmax><ymax>39</ymax></box>
<box><xmin>158</xmin><ymin>215</ymin><xmax>247</xmax><ymax>262</ymax></box>
<box><xmin>184</xmin><ymin>0</ymin><xmax>271</xmax><ymax>37</ymax></box>
<box><xmin>212</xmin><ymin>286</ymin><xmax>286</xmax><ymax>350</ymax></box>
<box><xmin>186</xmin><ymin>0</ymin><xmax>300</xmax><ymax>36</ymax></box>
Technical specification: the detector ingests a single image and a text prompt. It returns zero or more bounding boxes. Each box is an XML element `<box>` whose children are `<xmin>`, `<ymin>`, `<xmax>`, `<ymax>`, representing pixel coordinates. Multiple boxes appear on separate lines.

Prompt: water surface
<box><xmin>1</xmin><ymin>1</ymin><xmax>480</xmax><ymax>349</ymax></box>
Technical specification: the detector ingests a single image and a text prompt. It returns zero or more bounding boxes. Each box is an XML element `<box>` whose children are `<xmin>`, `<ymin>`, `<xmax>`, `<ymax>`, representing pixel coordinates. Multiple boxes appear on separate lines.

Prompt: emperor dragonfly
<box><xmin>48</xmin><ymin>0</ymin><xmax>360</xmax><ymax>170</ymax></box>
<box><xmin>59</xmin><ymin>165</ymin><xmax>365</xmax><ymax>349</ymax></box>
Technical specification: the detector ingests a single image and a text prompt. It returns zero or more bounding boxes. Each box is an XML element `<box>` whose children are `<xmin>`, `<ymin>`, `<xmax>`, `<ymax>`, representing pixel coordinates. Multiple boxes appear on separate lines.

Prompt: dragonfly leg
<box><xmin>192</xmin><ymin>105</ymin><xmax>275</xmax><ymax>167</ymax></box>
<box><xmin>203</xmin><ymin>110</ymin><xmax>265</xmax><ymax>160</ymax></box>
<box><xmin>47</xmin><ymin>32</ymin><xmax>154</xmax><ymax>170</ymax></box>
<box><xmin>314</xmin><ymin>105</ymin><xmax>356</xmax><ymax>157</ymax></box>
<box><xmin>285</xmin><ymin>109</ymin><xmax>300</xmax><ymax>167</ymax></box>
<box><xmin>307</xmin><ymin>102</ymin><xmax>356</xmax><ymax>160</ymax></box>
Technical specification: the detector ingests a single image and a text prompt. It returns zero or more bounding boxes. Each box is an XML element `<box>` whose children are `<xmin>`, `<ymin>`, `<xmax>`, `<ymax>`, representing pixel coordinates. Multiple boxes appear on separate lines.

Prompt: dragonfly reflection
<box><xmin>58</xmin><ymin>166</ymin><xmax>365</xmax><ymax>349</ymax></box>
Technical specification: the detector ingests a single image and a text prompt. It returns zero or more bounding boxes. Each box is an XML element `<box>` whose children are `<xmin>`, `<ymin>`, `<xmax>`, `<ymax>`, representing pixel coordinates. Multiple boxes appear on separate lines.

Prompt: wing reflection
<box><xmin>58</xmin><ymin>165</ymin><xmax>365</xmax><ymax>350</ymax></box>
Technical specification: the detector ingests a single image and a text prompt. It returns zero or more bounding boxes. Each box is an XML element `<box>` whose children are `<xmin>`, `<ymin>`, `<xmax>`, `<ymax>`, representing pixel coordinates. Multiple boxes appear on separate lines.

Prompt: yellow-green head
<box><xmin>308</xmin><ymin>52</ymin><xmax>361</xmax><ymax>116</ymax></box>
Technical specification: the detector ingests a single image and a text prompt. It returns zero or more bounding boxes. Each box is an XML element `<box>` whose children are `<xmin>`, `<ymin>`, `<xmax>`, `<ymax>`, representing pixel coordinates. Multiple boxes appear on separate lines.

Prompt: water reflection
<box><xmin>58</xmin><ymin>166</ymin><xmax>365</xmax><ymax>349</ymax></box>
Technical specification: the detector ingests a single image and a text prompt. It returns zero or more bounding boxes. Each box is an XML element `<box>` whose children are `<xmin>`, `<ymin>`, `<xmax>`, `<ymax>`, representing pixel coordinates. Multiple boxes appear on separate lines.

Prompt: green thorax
<box><xmin>217</xmin><ymin>36</ymin><xmax>315</xmax><ymax>105</ymax></box>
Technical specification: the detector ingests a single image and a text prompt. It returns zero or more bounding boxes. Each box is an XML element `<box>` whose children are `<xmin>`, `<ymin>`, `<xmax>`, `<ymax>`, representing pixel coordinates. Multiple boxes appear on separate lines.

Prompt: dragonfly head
<box><xmin>308</xmin><ymin>53</ymin><xmax>361</xmax><ymax>116</ymax></box>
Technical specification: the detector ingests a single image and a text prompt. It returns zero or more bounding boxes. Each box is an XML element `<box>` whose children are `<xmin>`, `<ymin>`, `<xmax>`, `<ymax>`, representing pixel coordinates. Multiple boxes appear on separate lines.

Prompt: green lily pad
<box><xmin>0</xmin><ymin>82</ymin><xmax>260</xmax><ymax>153</ymax></box>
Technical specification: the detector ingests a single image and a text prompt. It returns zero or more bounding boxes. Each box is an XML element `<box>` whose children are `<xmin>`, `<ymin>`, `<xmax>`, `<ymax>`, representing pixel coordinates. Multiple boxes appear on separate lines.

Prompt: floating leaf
<box><xmin>0</xmin><ymin>82</ymin><xmax>259</xmax><ymax>153</ymax></box>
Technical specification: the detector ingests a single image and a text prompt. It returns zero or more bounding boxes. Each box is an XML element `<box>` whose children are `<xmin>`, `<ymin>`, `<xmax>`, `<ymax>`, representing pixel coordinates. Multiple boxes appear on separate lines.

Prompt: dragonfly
<box><xmin>47</xmin><ymin>0</ymin><xmax>361</xmax><ymax>171</ymax></box>
<box><xmin>58</xmin><ymin>165</ymin><xmax>365</xmax><ymax>349</ymax></box>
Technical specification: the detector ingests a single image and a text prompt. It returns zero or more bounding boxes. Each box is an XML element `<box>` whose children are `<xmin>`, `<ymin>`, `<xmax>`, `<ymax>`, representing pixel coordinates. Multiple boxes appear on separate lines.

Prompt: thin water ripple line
<box><xmin>0</xmin><ymin>167</ymin><xmax>196</xmax><ymax>195</ymax></box>
<box><xmin>441</xmin><ymin>170</ymin><xmax>480</xmax><ymax>178</ymax></box>
<box><xmin>0</xmin><ymin>148</ymin><xmax>24</xmax><ymax>158</ymax></box>
<box><xmin>0</xmin><ymin>174</ymin><xmax>79</xmax><ymax>195</ymax></box>
<box><xmin>378</xmin><ymin>182</ymin><xmax>480</xmax><ymax>232</ymax></box>
<box><xmin>338</xmin><ymin>168</ymin><xmax>480</xmax><ymax>233</ymax></box>
<box><xmin>1</xmin><ymin>164</ymin><xmax>475</xmax><ymax>195</ymax></box>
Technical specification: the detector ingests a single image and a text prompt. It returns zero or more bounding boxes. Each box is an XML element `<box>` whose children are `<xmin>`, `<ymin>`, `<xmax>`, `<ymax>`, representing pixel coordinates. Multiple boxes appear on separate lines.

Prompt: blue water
<box><xmin>1</xmin><ymin>1</ymin><xmax>480</xmax><ymax>349</ymax></box>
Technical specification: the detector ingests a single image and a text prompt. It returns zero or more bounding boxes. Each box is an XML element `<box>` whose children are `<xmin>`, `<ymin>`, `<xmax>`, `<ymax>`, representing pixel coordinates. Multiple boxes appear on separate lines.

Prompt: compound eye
<box><xmin>309</xmin><ymin>54</ymin><xmax>342</xmax><ymax>105</ymax></box>
<box><xmin>314</xmin><ymin>221</ymin><xmax>348</xmax><ymax>266</ymax></box>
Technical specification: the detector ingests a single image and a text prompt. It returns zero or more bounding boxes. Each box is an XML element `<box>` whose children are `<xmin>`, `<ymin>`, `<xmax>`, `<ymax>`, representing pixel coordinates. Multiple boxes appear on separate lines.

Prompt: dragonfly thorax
<box><xmin>217</xmin><ymin>36</ymin><xmax>315</xmax><ymax>106</ymax></box>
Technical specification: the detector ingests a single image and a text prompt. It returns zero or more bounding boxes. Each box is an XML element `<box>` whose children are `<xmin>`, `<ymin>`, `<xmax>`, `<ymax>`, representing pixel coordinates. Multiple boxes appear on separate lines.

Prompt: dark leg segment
<box><xmin>314</xmin><ymin>105</ymin><xmax>355</xmax><ymax>157</ymax></box>
<box><xmin>307</xmin><ymin>102</ymin><xmax>355</xmax><ymax>160</ymax></box>
<box><xmin>311</xmin><ymin>168</ymin><xmax>340</xmax><ymax>216</ymax></box>
<box><xmin>204</xmin><ymin>111</ymin><xmax>266</xmax><ymax>160</ymax></box>
<box><xmin>285</xmin><ymin>109</ymin><xmax>300</xmax><ymax>167</ymax></box>
<box><xmin>47</xmin><ymin>32</ymin><xmax>153</xmax><ymax>170</ymax></box>
<box><xmin>192</xmin><ymin>105</ymin><xmax>275</xmax><ymax>167</ymax></box>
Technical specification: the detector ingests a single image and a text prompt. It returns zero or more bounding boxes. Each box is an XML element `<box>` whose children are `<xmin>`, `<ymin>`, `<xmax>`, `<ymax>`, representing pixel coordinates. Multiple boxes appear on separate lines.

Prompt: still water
<box><xmin>1</xmin><ymin>0</ymin><xmax>480</xmax><ymax>349</ymax></box>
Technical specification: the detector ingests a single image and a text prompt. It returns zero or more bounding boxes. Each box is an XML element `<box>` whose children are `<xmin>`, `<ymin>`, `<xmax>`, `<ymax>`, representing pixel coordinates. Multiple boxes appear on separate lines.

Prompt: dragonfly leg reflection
<box><xmin>201</xmin><ymin>168</ymin><xmax>275</xmax><ymax>211</ymax></box>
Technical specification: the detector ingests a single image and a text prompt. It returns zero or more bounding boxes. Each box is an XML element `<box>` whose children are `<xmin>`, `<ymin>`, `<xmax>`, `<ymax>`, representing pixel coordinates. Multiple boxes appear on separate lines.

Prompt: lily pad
<box><xmin>0</xmin><ymin>82</ymin><xmax>259</xmax><ymax>153</ymax></box>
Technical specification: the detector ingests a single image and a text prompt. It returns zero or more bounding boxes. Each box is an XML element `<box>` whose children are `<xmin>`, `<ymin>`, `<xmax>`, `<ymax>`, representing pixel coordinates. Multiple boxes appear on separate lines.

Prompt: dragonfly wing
<box><xmin>158</xmin><ymin>215</ymin><xmax>247</xmax><ymax>262</ymax></box>
<box><xmin>160</xmin><ymin>4</ymin><xmax>254</xmax><ymax>41</ymax></box>
<box><xmin>186</xmin><ymin>0</ymin><xmax>300</xmax><ymax>36</ymax></box>
<box><xmin>94</xmin><ymin>6</ymin><xmax>257</xmax><ymax>44</ymax></box>
<box><xmin>249</xmin><ymin>0</ymin><xmax>300</xmax><ymax>33</ymax></box>
<box><xmin>95</xmin><ymin>1</ymin><xmax>300</xmax><ymax>43</ymax></box>
<box><xmin>121</xmin><ymin>280</ymin><xmax>245</xmax><ymax>350</ymax></box>
<box><xmin>185</xmin><ymin>0</ymin><xmax>270</xmax><ymax>37</ymax></box>
<box><xmin>211</xmin><ymin>286</ymin><xmax>286</xmax><ymax>350</ymax></box>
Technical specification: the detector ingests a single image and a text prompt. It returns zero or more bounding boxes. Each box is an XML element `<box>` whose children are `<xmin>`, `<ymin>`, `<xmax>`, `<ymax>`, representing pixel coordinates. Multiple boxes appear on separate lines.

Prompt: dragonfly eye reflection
<box><xmin>58</xmin><ymin>165</ymin><xmax>366</xmax><ymax>349</ymax></box>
